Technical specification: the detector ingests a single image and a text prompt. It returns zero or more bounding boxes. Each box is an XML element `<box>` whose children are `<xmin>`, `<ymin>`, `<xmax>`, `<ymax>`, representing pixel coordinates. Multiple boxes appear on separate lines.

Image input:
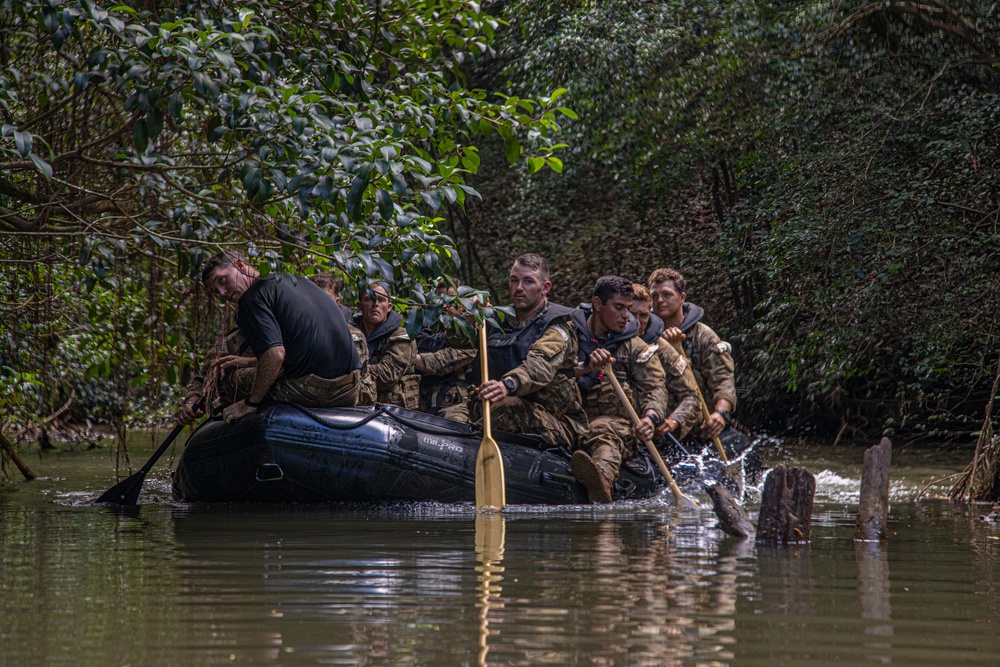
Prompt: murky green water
<box><xmin>2</xmin><ymin>437</ymin><xmax>999</xmax><ymax>666</ymax></box>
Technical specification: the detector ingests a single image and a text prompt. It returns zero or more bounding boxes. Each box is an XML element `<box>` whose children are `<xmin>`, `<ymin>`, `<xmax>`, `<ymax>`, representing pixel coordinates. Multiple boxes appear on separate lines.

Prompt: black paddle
<box><xmin>93</xmin><ymin>402</ymin><xmax>202</xmax><ymax>506</ymax></box>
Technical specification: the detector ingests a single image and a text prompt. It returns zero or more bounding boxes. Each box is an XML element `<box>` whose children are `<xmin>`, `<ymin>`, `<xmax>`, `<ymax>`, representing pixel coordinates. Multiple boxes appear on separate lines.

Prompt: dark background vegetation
<box><xmin>2</xmin><ymin>0</ymin><xmax>998</xmax><ymax>454</ymax></box>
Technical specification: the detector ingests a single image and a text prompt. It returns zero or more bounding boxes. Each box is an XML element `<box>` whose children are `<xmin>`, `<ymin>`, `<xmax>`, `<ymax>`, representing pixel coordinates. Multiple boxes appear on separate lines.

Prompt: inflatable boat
<box><xmin>171</xmin><ymin>404</ymin><xmax>664</xmax><ymax>504</ymax></box>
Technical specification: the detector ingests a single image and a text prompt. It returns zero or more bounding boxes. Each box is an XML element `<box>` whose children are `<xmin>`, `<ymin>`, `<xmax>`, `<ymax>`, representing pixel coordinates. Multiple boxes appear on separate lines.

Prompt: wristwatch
<box><xmin>501</xmin><ymin>377</ymin><xmax>517</xmax><ymax>395</ymax></box>
<box><xmin>645</xmin><ymin>412</ymin><xmax>661</xmax><ymax>426</ymax></box>
<box><xmin>715</xmin><ymin>409</ymin><xmax>731</xmax><ymax>425</ymax></box>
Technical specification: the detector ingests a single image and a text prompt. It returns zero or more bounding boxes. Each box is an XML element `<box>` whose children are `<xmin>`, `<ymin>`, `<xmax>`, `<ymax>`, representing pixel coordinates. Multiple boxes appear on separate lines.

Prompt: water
<box><xmin>2</xmin><ymin>437</ymin><xmax>999</xmax><ymax>666</ymax></box>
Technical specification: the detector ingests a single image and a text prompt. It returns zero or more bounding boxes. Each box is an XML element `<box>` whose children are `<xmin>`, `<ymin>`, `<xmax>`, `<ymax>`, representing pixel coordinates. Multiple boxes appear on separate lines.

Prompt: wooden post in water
<box><xmin>856</xmin><ymin>437</ymin><xmax>892</xmax><ymax>542</ymax></box>
<box><xmin>756</xmin><ymin>464</ymin><xmax>815</xmax><ymax>544</ymax></box>
<box><xmin>707</xmin><ymin>483</ymin><xmax>755</xmax><ymax>538</ymax></box>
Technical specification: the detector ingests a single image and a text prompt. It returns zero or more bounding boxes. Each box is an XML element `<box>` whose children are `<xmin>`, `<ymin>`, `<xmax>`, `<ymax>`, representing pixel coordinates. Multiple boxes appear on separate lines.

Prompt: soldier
<box><xmin>648</xmin><ymin>268</ymin><xmax>736</xmax><ymax>439</ymax></box>
<box><xmin>413</xmin><ymin>280</ymin><xmax>475</xmax><ymax>421</ymax></box>
<box><xmin>353</xmin><ymin>282</ymin><xmax>419</xmax><ymax>409</ymax></box>
<box><xmin>199</xmin><ymin>252</ymin><xmax>363</xmax><ymax>424</ymax></box>
<box><xmin>631</xmin><ymin>283</ymin><xmax>701</xmax><ymax>440</ymax></box>
<box><xmin>471</xmin><ymin>253</ymin><xmax>586</xmax><ymax>448</ymax></box>
<box><xmin>571</xmin><ymin>276</ymin><xmax>667</xmax><ymax>503</ymax></box>
<box><xmin>311</xmin><ymin>272</ymin><xmax>376</xmax><ymax>406</ymax></box>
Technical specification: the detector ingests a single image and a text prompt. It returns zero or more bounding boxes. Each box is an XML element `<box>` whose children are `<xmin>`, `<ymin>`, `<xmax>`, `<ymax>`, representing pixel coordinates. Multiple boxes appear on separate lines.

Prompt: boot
<box><xmin>571</xmin><ymin>450</ymin><xmax>614</xmax><ymax>504</ymax></box>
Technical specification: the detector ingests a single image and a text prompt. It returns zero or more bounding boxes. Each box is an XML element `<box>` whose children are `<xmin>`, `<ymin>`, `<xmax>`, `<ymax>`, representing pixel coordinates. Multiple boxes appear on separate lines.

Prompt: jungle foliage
<box><xmin>0</xmin><ymin>0</ymin><xmax>567</xmax><ymax>436</ymax></box>
<box><xmin>1</xmin><ymin>0</ymin><xmax>998</xmax><ymax>447</ymax></box>
<box><xmin>451</xmin><ymin>0</ymin><xmax>1000</xmax><ymax>442</ymax></box>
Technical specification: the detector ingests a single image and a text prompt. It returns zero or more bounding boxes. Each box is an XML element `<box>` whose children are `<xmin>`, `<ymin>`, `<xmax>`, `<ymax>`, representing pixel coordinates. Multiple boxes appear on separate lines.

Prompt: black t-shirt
<box><xmin>236</xmin><ymin>274</ymin><xmax>360</xmax><ymax>379</ymax></box>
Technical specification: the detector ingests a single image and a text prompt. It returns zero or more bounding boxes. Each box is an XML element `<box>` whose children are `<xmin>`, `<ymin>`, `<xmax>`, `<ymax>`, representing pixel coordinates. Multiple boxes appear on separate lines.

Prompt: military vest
<box><xmin>571</xmin><ymin>304</ymin><xmax>640</xmax><ymax>396</ymax></box>
<box><xmin>469</xmin><ymin>301</ymin><xmax>574</xmax><ymax>384</ymax></box>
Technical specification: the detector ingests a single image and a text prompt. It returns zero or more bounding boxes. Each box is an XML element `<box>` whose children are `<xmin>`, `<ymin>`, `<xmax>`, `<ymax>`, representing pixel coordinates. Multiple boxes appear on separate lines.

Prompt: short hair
<box><xmin>201</xmin><ymin>251</ymin><xmax>248</xmax><ymax>285</ymax></box>
<box><xmin>647</xmin><ymin>268</ymin><xmax>686</xmax><ymax>294</ymax></box>
<box><xmin>593</xmin><ymin>276</ymin><xmax>634</xmax><ymax>303</ymax></box>
<box><xmin>312</xmin><ymin>272</ymin><xmax>343</xmax><ymax>296</ymax></box>
<box><xmin>631</xmin><ymin>283</ymin><xmax>651</xmax><ymax>303</ymax></box>
<box><xmin>512</xmin><ymin>253</ymin><xmax>550</xmax><ymax>282</ymax></box>
<box><xmin>436</xmin><ymin>278</ymin><xmax>462</xmax><ymax>290</ymax></box>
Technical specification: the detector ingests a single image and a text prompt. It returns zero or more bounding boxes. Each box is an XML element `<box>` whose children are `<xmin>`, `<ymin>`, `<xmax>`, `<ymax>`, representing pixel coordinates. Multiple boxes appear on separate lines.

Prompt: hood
<box><xmin>679</xmin><ymin>302</ymin><xmax>704</xmax><ymax>333</ymax></box>
<box><xmin>641</xmin><ymin>312</ymin><xmax>665</xmax><ymax>345</ymax></box>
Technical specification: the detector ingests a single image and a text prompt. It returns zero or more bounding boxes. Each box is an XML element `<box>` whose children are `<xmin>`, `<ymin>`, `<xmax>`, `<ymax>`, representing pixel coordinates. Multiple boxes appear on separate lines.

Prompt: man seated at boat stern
<box><xmin>631</xmin><ymin>283</ymin><xmax>700</xmax><ymax>440</ymax></box>
<box><xmin>353</xmin><ymin>281</ymin><xmax>420</xmax><ymax>409</ymax></box>
<box><xmin>648</xmin><ymin>268</ymin><xmax>737</xmax><ymax>439</ymax></box>
<box><xmin>571</xmin><ymin>277</ymin><xmax>668</xmax><ymax>504</ymax></box>
<box><xmin>200</xmin><ymin>252</ymin><xmax>363</xmax><ymax>423</ymax></box>
<box><xmin>471</xmin><ymin>253</ymin><xmax>587</xmax><ymax>449</ymax></box>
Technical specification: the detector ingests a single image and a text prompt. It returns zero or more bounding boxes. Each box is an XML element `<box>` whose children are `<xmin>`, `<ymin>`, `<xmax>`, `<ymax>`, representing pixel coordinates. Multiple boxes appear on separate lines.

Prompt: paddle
<box><xmin>604</xmin><ymin>365</ymin><xmax>699</xmax><ymax>509</ymax></box>
<box><xmin>475</xmin><ymin>324</ymin><xmax>505</xmax><ymax>512</ymax></box>
<box><xmin>93</xmin><ymin>401</ymin><xmax>203</xmax><ymax>506</ymax></box>
<box><xmin>668</xmin><ymin>339</ymin><xmax>730</xmax><ymax>464</ymax></box>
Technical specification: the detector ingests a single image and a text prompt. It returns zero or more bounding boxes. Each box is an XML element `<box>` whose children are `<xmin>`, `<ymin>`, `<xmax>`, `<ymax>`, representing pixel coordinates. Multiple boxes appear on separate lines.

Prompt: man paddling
<box><xmin>199</xmin><ymin>252</ymin><xmax>363</xmax><ymax>423</ymax></box>
<box><xmin>471</xmin><ymin>253</ymin><xmax>586</xmax><ymax>448</ymax></box>
<box><xmin>570</xmin><ymin>277</ymin><xmax>667</xmax><ymax>503</ymax></box>
<box><xmin>631</xmin><ymin>283</ymin><xmax>701</xmax><ymax>440</ymax></box>
<box><xmin>648</xmin><ymin>268</ymin><xmax>736</xmax><ymax>439</ymax></box>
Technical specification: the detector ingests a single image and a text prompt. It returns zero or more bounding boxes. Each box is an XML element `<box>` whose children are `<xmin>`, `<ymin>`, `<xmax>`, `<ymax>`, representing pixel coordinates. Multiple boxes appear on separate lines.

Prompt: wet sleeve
<box><xmin>627</xmin><ymin>339</ymin><xmax>667</xmax><ymax>420</ymax></box>
<box><xmin>655</xmin><ymin>344</ymin><xmax>701</xmax><ymax>436</ymax></box>
<box><xmin>695</xmin><ymin>325</ymin><xmax>737</xmax><ymax>411</ymax></box>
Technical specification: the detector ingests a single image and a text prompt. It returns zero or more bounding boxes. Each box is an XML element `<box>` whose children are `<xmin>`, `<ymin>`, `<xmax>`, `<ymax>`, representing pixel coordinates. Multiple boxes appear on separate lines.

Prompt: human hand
<box><xmin>660</xmin><ymin>328</ymin><xmax>685</xmax><ymax>349</ymax></box>
<box><xmin>223</xmin><ymin>400</ymin><xmax>257</xmax><ymax>424</ymax></box>
<box><xmin>631</xmin><ymin>416</ymin><xmax>656</xmax><ymax>442</ymax></box>
<box><xmin>178</xmin><ymin>396</ymin><xmax>204</xmax><ymax>426</ymax></box>
<box><xmin>655</xmin><ymin>418</ymin><xmax>678</xmax><ymax>436</ymax></box>
<box><xmin>584</xmin><ymin>349</ymin><xmax>615</xmax><ymax>374</ymax></box>
<box><xmin>474</xmin><ymin>379</ymin><xmax>508</xmax><ymax>403</ymax></box>
<box><xmin>701</xmin><ymin>411</ymin><xmax>726</xmax><ymax>439</ymax></box>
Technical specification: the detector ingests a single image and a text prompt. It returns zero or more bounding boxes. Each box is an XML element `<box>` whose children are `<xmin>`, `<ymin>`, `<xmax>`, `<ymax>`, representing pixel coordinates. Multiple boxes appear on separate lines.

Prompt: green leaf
<box><xmin>13</xmin><ymin>130</ymin><xmax>31</xmax><ymax>157</ymax></box>
<box><xmin>376</xmin><ymin>189</ymin><xmax>394</xmax><ymax>220</ymax></box>
<box><xmin>28</xmin><ymin>153</ymin><xmax>53</xmax><ymax>181</ymax></box>
<box><xmin>132</xmin><ymin>119</ymin><xmax>148</xmax><ymax>152</ymax></box>
<box><xmin>347</xmin><ymin>172</ymin><xmax>370</xmax><ymax>219</ymax></box>
<box><xmin>527</xmin><ymin>157</ymin><xmax>544</xmax><ymax>173</ymax></box>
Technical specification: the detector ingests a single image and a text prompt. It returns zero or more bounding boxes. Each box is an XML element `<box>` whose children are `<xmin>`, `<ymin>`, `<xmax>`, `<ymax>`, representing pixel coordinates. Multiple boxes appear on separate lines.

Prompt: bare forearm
<box><xmin>250</xmin><ymin>346</ymin><xmax>285</xmax><ymax>401</ymax></box>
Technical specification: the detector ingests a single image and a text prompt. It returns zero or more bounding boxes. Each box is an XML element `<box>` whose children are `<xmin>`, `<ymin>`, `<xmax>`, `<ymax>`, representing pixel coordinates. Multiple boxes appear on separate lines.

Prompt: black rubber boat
<box><xmin>171</xmin><ymin>404</ymin><xmax>663</xmax><ymax>504</ymax></box>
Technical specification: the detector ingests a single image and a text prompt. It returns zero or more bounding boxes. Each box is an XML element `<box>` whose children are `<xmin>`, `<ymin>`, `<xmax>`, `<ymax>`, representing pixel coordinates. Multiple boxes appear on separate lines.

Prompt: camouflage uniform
<box><xmin>348</xmin><ymin>322</ymin><xmax>378</xmax><ymax>406</ymax></box>
<box><xmin>355</xmin><ymin>311</ymin><xmax>419</xmax><ymax>409</ymax></box>
<box><xmin>471</xmin><ymin>300</ymin><xmax>587</xmax><ymax>449</ymax></box>
<box><xmin>416</xmin><ymin>344</ymin><xmax>476</xmax><ymax>423</ymax></box>
<box><xmin>677</xmin><ymin>302</ymin><xmax>737</xmax><ymax>417</ymax></box>
<box><xmin>650</xmin><ymin>342</ymin><xmax>701</xmax><ymax>440</ymax></box>
<box><xmin>576</xmin><ymin>332</ymin><xmax>667</xmax><ymax>484</ymax></box>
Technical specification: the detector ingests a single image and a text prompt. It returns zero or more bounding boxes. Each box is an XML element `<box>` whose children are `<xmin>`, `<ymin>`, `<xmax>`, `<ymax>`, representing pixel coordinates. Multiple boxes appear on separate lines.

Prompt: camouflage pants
<box><xmin>475</xmin><ymin>396</ymin><xmax>577</xmax><ymax>449</ymax></box>
<box><xmin>421</xmin><ymin>379</ymin><xmax>471</xmax><ymax>422</ymax></box>
<box><xmin>578</xmin><ymin>415</ymin><xmax>637</xmax><ymax>482</ymax></box>
<box><xmin>218</xmin><ymin>368</ymin><xmax>362</xmax><ymax>408</ymax></box>
<box><xmin>376</xmin><ymin>373</ymin><xmax>421</xmax><ymax>410</ymax></box>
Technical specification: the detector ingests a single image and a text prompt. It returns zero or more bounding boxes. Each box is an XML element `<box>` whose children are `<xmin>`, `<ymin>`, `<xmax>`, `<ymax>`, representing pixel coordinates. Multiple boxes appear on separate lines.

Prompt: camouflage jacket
<box><xmin>678</xmin><ymin>302</ymin><xmax>737</xmax><ymax>411</ymax></box>
<box><xmin>650</xmin><ymin>341</ymin><xmax>701</xmax><ymax>439</ymax></box>
<box><xmin>354</xmin><ymin>311</ymin><xmax>419</xmax><ymax>410</ymax></box>
<box><xmin>574</xmin><ymin>315</ymin><xmax>667</xmax><ymax>424</ymax></box>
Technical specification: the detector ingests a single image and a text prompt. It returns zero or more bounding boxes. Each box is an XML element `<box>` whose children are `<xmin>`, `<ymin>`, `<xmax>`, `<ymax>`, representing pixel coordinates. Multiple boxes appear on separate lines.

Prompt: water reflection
<box><xmin>475</xmin><ymin>514</ymin><xmax>505</xmax><ymax>666</ymax></box>
<box><xmin>856</xmin><ymin>541</ymin><xmax>893</xmax><ymax>663</ymax></box>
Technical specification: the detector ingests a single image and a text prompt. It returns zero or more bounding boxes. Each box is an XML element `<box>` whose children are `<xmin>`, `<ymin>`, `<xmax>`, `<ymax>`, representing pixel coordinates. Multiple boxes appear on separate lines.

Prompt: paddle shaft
<box><xmin>669</xmin><ymin>339</ymin><xmax>729</xmax><ymax>463</ymax></box>
<box><xmin>603</xmin><ymin>366</ymin><xmax>698</xmax><ymax>509</ymax></box>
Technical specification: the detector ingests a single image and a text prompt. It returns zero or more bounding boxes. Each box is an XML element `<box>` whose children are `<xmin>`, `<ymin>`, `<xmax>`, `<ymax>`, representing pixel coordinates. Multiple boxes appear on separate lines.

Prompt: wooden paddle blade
<box><xmin>93</xmin><ymin>470</ymin><xmax>147</xmax><ymax>506</ymax></box>
<box><xmin>475</xmin><ymin>434</ymin><xmax>506</xmax><ymax>512</ymax></box>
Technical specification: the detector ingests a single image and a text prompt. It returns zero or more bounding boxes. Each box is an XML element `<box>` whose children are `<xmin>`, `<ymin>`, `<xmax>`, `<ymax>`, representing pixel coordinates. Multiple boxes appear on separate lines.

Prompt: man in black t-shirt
<box><xmin>200</xmin><ymin>253</ymin><xmax>362</xmax><ymax>423</ymax></box>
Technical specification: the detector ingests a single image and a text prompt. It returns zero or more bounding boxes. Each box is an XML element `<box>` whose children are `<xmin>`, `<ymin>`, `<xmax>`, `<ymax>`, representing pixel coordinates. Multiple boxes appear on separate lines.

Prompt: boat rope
<box><xmin>286</xmin><ymin>404</ymin><xmax>388</xmax><ymax>431</ymax></box>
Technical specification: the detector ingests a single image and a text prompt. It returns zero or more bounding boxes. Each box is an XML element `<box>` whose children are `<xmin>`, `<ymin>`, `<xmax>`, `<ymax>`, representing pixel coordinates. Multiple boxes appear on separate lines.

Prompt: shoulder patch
<box><xmin>389</xmin><ymin>328</ymin><xmax>412</xmax><ymax>342</ymax></box>
<box><xmin>715</xmin><ymin>341</ymin><xmax>732</xmax><ymax>355</ymax></box>
<box><xmin>637</xmin><ymin>344</ymin><xmax>658</xmax><ymax>364</ymax></box>
<box><xmin>552</xmin><ymin>323</ymin><xmax>570</xmax><ymax>343</ymax></box>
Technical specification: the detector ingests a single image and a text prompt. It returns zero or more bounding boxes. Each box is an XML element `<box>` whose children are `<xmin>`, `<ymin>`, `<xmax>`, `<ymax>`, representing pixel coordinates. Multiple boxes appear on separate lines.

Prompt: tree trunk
<box><xmin>856</xmin><ymin>437</ymin><xmax>892</xmax><ymax>541</ymax></box>
<box><xmin>0</xmin><ymin>432</ymin><xmax>37</xmax><ymax>481</ymax></box>
<box><xmin>756</xmin><ymin>464</ymin><xmax>815</xmax><ymax>544</ymax></box>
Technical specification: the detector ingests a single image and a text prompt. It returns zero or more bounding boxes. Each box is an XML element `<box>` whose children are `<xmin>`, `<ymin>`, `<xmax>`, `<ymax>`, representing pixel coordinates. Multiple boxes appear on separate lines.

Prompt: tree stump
<box><xmin>756</xmin><ymin>464</ymin><xmax>815</xmax><ymax>544</ymax></box>
<box><xmin>856</xmin><ymin>437</ymin><xmax>892</xmax><ymax>541</ymax></box>
<box><xmin>707</xmin><ymin>483</ymin><xmax>755</xmax><ymax>538</ymax></box>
